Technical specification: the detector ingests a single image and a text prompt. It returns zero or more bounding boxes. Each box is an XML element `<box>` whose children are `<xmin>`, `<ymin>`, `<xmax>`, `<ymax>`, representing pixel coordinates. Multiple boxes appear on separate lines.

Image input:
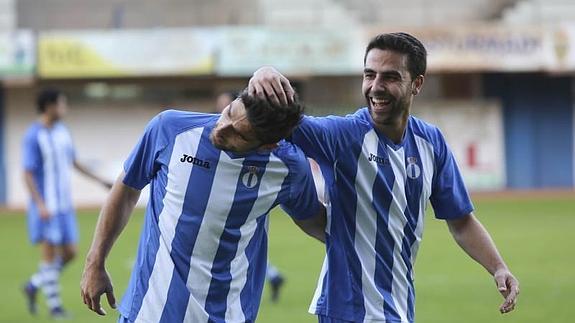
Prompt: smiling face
<box><xmin>362</xmin><ymin>48</ymin><xmax>423</xmax><ymax>129</ymax></box>
<box><xmin>210</xmin><ymin>99</ymin><xmax>263</xmax><ymax>153</ymax></box>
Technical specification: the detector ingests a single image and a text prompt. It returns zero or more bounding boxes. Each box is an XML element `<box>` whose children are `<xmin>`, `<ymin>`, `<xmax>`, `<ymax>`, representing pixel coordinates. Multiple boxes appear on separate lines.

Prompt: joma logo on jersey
<box><xmin>368</xmin><ymin>153</ymin><xmax>389</xmax><ymax>165</ymax></box>
<box><xmin>180</xmin><ymin>154</ymin><xmax>210</xmax><ymax>169</ymax></box>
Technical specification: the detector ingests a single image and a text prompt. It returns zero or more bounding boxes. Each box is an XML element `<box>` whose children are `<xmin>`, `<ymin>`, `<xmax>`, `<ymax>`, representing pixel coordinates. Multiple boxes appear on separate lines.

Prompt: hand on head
<box><xmin>248</xmin><ymin>67</ymin><xmax>295</xmax><ymax>107</ymax></box>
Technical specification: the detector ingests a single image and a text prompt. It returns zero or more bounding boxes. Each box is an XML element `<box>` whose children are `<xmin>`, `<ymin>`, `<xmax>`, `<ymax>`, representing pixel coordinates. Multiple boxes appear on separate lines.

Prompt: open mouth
<box><xmin>370</xmin><ymin>96</ymin><xmax>392</xmax><ymax>111</ymax></box>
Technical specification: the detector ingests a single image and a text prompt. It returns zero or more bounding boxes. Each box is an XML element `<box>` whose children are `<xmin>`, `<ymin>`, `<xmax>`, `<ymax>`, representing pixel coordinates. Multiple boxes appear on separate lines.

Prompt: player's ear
<box><xmin>412</xmin><ymin>75</ymin><xmax>424</xmax><ymax>95</ymax></box>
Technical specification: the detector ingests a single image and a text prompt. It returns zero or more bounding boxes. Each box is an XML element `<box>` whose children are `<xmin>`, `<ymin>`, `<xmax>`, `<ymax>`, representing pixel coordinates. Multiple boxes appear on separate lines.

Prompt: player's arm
<box><xmin>81</xmin><ymin>171</ymin><xmax>141</xmax><ymax>316</ymax></box>
<box><xmin>23</xmin><ymin>170</ymin><xmax>50</xmax><ymax>219</ymax></box>
<box><xmin>430</xmin><ymin>127</ymin><xmax>519</xmax><ymax>314</ymax></box>
<box><xmin>22</xmin><ymin>130</ymin><xmax>51</xmax><ymax>219</ymax></box>
<box><xmin>74</xmin><ymin>160</ymin><xmax>114</xmax><ymax>189</ymax></box>
<box><xmin>446</xmin><ymin>213</ymin><xmax>519</xmax><ymax>314</ymax></box>
<box><xmin>250</xmin><ymin>66</ymin><xmax>347</xmax><ymax>165</ymax></box>
<box><xmin>248</xmin><ymin>66</ymin><xmax>295</xmax><ymax>106</ymax></box>
<box><xmin>292</xmin><ymin>204</ymin><xmax>326</xmax><ymax>243</ymax></box>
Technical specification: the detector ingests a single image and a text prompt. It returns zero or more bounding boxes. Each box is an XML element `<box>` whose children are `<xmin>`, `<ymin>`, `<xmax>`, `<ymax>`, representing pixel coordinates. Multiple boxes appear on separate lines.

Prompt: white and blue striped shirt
<box><xmin>22</xmin><ymin>121</ymin><xmax>76</xmax><ymax>216</ymax></box>
<box><xmin>119</xmin><ymin>110</ymin><xmax>320</xmax><ymax>323</ymax></box>
<box><xmin>295</xmin><ymin>108</ymin><xmax>473</xmax><ymax>323</ymax></box>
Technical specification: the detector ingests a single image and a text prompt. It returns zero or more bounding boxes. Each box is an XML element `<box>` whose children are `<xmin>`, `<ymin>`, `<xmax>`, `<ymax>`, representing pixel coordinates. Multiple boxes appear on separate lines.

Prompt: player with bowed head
<box><xmin>81</xmin><ymin>88</ymin><xmax>326</xmax><ymax>322</ymax></box>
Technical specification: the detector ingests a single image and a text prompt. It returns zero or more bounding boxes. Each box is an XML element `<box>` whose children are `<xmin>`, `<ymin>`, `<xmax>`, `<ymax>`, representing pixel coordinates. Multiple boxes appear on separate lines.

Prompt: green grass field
<box><xmin>0</xmin><ymin>195</ymin><xmax>573</xmax><ymax>323</ymax></box>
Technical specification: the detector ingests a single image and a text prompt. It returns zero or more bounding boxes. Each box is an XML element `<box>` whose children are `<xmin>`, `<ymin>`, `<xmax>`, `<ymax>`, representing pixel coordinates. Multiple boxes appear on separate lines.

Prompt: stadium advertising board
<box><xmin>0</xmin><ymin>30</ymin><xmax>35</xmax><ymax>78</ymax></box>
<box><xmin>551</xmin><ymin>23</ymin><xmax>575</xmax><ymax>72</ymax></box>
<box><xmin>365</xmin><ymin>25</ymin><xmax>556</xmax><ymax>72</ymax></box>
<box><xmin>34</xmin><ymin>25</ymin><xmax>575</xmax><ymax>78</ymax></box>
<box><xmin>38</xmin><ymin>29</ymin><xmax>217</xmax><ymax>78</ymax></box>
<box><xmin>413</xmin><ymin>101</ymin><xmax>506</xmax><ymax>190</ymax></box>
<box><xmin>216</xmin><ymin>27</ymin><xmax>364</xmax><ymax>76</ymax></box>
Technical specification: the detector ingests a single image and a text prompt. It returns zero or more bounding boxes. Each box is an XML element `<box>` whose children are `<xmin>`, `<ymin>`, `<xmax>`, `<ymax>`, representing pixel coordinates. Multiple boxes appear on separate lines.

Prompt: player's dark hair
<box><xmin>364</xmin><ymin>32</ymin><xmax>427</xmax><ymax>79</ymax></box>
<box><xmin>36</xmin><ymin>88</ymin><xmax>63</xmax><ymax>113</ymax></box>
<box><xmin>239</xmin><ymin>88</ymin><xmax>304</xmax><ymax>145</ymax></box>
<box><xmin>224</xmin><ymin>91</ymin><xmax>239</xmax><ymax>99</ymax></box>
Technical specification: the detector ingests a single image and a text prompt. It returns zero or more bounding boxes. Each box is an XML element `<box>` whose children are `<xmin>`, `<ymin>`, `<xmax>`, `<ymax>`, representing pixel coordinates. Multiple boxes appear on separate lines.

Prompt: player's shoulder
<box><xmin>272</xmin><ymin>140</ymin><xmax>309</xmax><ymax>169</ymax></box>
<box><xmin>54</xmin><ymin>121</ymin><xmax>73</xmax><ymax>135</ymax></box>
<box><xmin>302</xmin><ymin>107</ymin><xmax>372</xmax><ymax>133</ymax></box>
<box><xmin>153</xmin><ymin>109</ymin><xmax>219</xmax><ymax>136</ymax></box>
<box><xmin>409</xmin><ymin>115</ymin><xmax>447</xmax><ymax>150</ymax></box>
<box><xmin>23</xmin><ymin>122</ymin><xmax>42</xmax><ymax>141</ymax></box>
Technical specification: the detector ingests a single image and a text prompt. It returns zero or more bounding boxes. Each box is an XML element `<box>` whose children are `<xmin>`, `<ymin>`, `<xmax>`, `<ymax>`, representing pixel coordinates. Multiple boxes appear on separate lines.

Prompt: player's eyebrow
<box><xmin>229</xmin><ymin>101</ymin><xmax>254</xmax><ymax>142</ymax></box>
<box><xmin>382</xmin><ymin>70</ymin><xmax>403</xmax><ymax>78</ymax></box>
<box><xmin>227</xmin><ymin>101</ymin><xmax>235</xmax><ymax>118</ymax></box>
<box><xmin>363</xmin><ymin>68</ymin><xmax>403</xmax><ymax>79</ymax></box>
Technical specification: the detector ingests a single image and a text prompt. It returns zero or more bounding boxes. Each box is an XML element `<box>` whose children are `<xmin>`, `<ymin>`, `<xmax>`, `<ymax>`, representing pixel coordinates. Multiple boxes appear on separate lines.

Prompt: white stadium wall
<box><xmin>412</xmin><ymin>100</ymin><xmax>506</xmax><ymax>191</ymax></box>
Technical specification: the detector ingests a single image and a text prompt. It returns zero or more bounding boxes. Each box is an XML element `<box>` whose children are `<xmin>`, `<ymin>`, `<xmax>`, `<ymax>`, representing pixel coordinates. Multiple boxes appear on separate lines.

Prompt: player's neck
<box><xmin>39</xmin><ymin>114</ymin><xmax>57</xmax><ymax>128</ymax></box>
<box><xmin>373</xmin><ymin>114</ymin><xmax>409</xmax><ymax>144</ymax></box>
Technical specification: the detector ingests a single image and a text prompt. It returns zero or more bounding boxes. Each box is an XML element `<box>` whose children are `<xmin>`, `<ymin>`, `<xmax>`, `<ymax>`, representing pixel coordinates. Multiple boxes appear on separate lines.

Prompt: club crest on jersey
<box><xmin>242</xmin><ymin>165</ymin><xmax>260</xmax><ymax>189</ymax></box>
<box><xmin>406</xmin><ymin>157</ymin><xmax>421</xmax><ymax>179</ymax></box>
<box><xmin>180</xmin><ymin>154</ymin><xmax>211</xmax><ymax>169</ymax></box>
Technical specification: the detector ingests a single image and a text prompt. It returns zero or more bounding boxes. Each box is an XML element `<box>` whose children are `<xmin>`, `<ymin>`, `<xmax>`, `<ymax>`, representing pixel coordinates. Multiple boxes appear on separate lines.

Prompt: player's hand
<box><xmin>493</xmin><ymin>267</ymin><xmax>519</xmax><ymax>314</ymax></box>
<box><xmin>38</xmin><ymin>204</ymin><xmax>51</xmax><ymax>220</ymax></box>
<box><xmin>248</xmin><ymin>66</ymin><xmax>295</xmax><ymax>106</ymax></box>
<box><xmin>81</xmin><ymin>263</ymin><xmax>116</xmax><ymax>315</ymax></box>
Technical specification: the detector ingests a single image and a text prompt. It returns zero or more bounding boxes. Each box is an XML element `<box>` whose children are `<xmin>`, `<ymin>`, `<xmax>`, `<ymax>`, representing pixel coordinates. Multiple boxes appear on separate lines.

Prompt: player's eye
<box><xmin>236</xmin><ymin>131</ymin><xmax>249</xmax><ymax>142</ymax></box>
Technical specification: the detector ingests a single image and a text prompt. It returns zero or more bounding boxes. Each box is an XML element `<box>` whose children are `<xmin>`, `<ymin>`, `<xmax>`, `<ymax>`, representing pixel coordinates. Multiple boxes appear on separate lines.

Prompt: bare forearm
<box><xmin>23</xmin><ymin>171</ymin><xmax>44</xmax><ymax>207</ymax></box>
<box><xmin>293</xmin><ymin>205</ymin><xmax>327</xmax><ymax>243</ymax></box>
<box><xmin>86</xmin><ymin>174</ymin><xmax>140</xmax><ymax>267</ymax></box>
<box><xmin>447</xmin><ymin>214</ymin><xmax>520</xmax><ymax>313</ymax></box>
<box><xmin>298</xmin><ymin>223</ymin><xmax>326</xmax><ymax>243</ymax></box>
<box><xmin>74</xmin><ymin>161</ymin><xmax>110</xmax><ymax>186</ymax></box>
<box><xmin>447</xmin><ymin>214</ymin><xmax>507</xmax><ymax>275</ymax></box>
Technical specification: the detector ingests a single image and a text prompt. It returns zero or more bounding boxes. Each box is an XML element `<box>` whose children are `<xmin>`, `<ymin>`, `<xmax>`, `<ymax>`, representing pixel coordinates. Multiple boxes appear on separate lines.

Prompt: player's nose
<box><xmin>372</xmin><ymin>76</ymin><xmax>387</xmax><ymax>91</ymax></box>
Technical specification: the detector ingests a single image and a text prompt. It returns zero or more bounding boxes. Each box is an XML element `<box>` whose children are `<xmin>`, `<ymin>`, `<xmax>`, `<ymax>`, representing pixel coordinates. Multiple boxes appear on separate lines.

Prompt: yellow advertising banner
<box><xmin>38</xmin><ymin>29</ymin><xmax>217</xmax><ymax>78</ymax></box>
<box><xmin>35</xmin><ymin>24</ymin><xmax>575</xmax><ymax>78</ymax></box>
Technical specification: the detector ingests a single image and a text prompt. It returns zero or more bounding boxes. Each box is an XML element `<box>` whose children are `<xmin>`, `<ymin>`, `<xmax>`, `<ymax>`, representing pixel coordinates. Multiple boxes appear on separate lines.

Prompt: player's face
<box><xmin>49</xmin><ymin>95</ymin><xmax>68</xmax><ymax>121</ymax></box>
<box><xmin>210</xmin><ymin>99</ymin><xmax>262</xmax><ymax>153</ymax></box>
<box><xmin>362</xmin><ymin>49</ymin><xmax>422</xmax><ymax>127</ymax></box>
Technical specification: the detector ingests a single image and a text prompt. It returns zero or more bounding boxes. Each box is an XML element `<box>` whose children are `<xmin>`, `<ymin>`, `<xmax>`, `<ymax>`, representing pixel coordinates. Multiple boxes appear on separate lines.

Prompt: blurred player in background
<box><xmin>81</xmin><ymin>88</ymin><xmax>326</xmax><ymax>322</ymax></box>
<box><xmin>215</xmin><ymin>89</ymin><xmax>287</xmax><ymax>303</ymax></box>
<box><xmin>249</xmin><ymin>32</ymin><xmax>519</xmax><ymax>323</ymax></box>
<box><xmin>22</xmin><ymin>88</ymin><xmax>113</xmax><ymax>318</ymax></box>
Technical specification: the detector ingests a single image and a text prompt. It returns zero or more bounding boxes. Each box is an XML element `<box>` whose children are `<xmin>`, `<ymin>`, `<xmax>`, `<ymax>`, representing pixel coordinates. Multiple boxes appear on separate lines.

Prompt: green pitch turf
<box><xmin>0</xmin><ymin>195</ymin><xmax>573</xmax><ymax>323</ymax></box>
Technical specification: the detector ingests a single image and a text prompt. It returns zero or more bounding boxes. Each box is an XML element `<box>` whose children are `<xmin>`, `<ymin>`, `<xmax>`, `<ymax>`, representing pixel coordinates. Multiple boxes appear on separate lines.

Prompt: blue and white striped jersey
<box><xmin>22</xmin><ymin>121</ymin><xmax>76</xmax><ymax>216</ymax></box>
<box><xmin>119</xmin><ymin>110</ymin><xmax>320</xmax><ymax>323</ymax></box>
<box><xmin>294</xmin><ymin>108</ymin><xmax>473</xmax><ymax>323</ymax></box>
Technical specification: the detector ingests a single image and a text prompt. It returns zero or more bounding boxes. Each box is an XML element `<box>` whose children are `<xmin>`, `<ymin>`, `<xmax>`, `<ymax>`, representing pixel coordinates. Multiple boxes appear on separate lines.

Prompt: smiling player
<box><xmin>249</xmin><ymin>32</ymin><xmax>519</xmax><ymax>323</ymax></box>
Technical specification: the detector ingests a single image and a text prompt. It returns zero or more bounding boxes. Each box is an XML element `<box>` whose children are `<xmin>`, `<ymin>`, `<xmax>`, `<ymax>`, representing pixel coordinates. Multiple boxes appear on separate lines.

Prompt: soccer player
<box><xmin>215</xmin><ymin>90</ymin><xmax>287</xmax><ymax>303</ymax></box>
<box><xmin>248</xmin><ymin>32</ymin><xmax>520</xmax><ymax>322</ymax></box>
<box><xmin>22</xmin><ymin>88</ymin><xmax>113</xmax><ymax>317</ymax></box>
<box><xmin>80</xmin><ymin>89</ymin><xmax>326</xmax><ymax>322</ymax></box>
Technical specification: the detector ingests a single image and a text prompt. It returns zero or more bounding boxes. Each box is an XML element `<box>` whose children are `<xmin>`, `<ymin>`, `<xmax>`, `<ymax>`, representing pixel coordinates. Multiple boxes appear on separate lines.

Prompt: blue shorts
<box><xmin>27</xmin><ymin>208</ymin><xmax>78</xmax><ymax>245</ymax></box>
<box><xmin>118</xmin><ymin>315</ymin><xmax>131</xmax><ymax>323</ymax></box>
<box><xmin>318</xmin><ymin>315</ymin><xmax>354</xmax><ymax>323</ymax></box>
